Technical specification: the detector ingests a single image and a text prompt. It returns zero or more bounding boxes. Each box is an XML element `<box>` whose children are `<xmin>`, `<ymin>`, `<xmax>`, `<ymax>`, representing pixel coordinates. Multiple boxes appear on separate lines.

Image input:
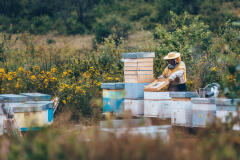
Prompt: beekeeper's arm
<box><xmin>169</xmin><ymin>70</ymin><xmax>184</xmax><ymax>83</ymax></box>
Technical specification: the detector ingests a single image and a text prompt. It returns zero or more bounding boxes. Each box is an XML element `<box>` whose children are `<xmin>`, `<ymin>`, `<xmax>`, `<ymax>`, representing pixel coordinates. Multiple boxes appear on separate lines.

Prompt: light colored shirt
<box><xmin>161</xmin><ymin>61</ymin><xmax>187</xmax><ymax>84</ymax></box>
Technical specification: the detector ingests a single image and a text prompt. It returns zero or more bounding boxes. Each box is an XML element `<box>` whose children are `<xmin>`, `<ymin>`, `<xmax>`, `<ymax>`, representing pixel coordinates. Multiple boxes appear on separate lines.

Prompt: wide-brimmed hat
<box><xmin>163</xmin><ymin>52</ymin><xmax>181</xmax><ymax>60</ymax></box>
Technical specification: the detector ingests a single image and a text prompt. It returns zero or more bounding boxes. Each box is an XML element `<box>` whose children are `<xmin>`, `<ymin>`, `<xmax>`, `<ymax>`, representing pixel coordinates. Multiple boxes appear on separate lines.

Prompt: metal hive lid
<box><xmin>20</xmin><ymin>93</ymin><xmax>51</xmax><ymax>101</ymax></box>
<box><xmin>0</xmin><ymin>94</ymin><xmax>29</xmax><ymax>102</ymax></box>
<box><xmin>191</xmin><ymin>98</ymin><xmax>216</xmax><ymax>104</ymax></box>
<box><xmin>101</xmin><ymin>83</ymin><xmax>125</xmax><ymax>90</ymax></box>
<box><xmin>169</xmin><ymin>92</ymin><xmax>199</xmax><ymax>98</ymax></box>
<box><xmin>122</xmin><ymin>52</ymin><xmax>155</xmax><ymax>59</ymax></box>
<box><xmin>3</xmin><ymin>101</ymin><xmax>53</xmax><ymax>112</ymax></box>
<box><xmin>210</xmin><ymin>98</ymin><xmax>240</xmax><ymax>106</ymax></box>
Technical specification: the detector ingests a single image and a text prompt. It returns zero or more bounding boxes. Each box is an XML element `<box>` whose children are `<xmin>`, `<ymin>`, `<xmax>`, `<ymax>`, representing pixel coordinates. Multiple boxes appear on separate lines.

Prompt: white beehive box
<box><xmin>144</xmin><ymin>92</ymin><xmax>172</xmax><ymax>119</ymax></box>
<box><xmin>171</xmin><ymin>100</ymin><xmax>192</xmax><ymax>127</ymax></box>
<box><xmin>124</xmin><ymin>99</ymin><xmax>144</xmax><ymax>116</ymax></box>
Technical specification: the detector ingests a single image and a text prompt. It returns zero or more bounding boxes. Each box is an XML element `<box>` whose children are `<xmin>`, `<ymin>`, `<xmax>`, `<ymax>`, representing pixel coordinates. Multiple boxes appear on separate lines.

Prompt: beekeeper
<box><xmin>158</xmin><ymin>52</ymin><xmax>187</xmax><ymax>91</ymax></box>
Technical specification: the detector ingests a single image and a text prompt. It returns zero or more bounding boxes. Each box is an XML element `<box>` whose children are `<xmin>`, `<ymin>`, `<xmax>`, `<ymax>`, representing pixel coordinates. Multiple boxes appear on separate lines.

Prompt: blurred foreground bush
<box><xmin>0</xmin><ymin>119</ymin><xmax>240</xmax><ymax>160</ymax></box>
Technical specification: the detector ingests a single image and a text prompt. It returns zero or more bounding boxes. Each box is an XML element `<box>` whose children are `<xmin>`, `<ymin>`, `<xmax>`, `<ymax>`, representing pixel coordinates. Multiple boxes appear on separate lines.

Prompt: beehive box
<box><xmin>124</xmin><ymin>99</ymin><xmax>144</xmax><ymax>116</ymax></box>
<box><xmin>122</xmin><ymin>52</ymin><xmax>155</xmax><ymax>83</ymax></box>
<box><xmin>213</xmin><ymin>98</ymin><xmax>240</xmax><ymax>123</ymax></box>
<box><xmin>125</xmin><ymin>83</ymin><xmax>150</xmax><ymax>100</ymax></box>
<box><xmin>144</xmin><ymin>92</ymin><xmax>172</xmax><ymax>119</ymax></box>
<box><xmin>3</xmin><ymin>101</ymin><xmax>54</xmax><ymax>131</ymax></box>
<box><xmin>191</xmin><ymin>98</ymin><xmax>216</xmax><ymax>127</ymax></box>
<box><xmin>101</xmin><ymin>83</ymin><xmax>125</xmax><ymax>113</ymax></box>
<box><xmin>170</xmin><ymin>92</ymin><xmax>198</xmax><ymax>127</ymax></box>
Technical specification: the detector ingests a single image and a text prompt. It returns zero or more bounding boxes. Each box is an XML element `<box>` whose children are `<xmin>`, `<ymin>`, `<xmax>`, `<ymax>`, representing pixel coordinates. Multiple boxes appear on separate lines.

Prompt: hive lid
<box><xmin>122</xmin><ymin>52</ymin><xmax>155</xmax><ymax>59</ymax></box>
<box><xmin>169</xmin><ymin>92</ymin><xmax>199</xmax><ymax>98</ymax></box>
<box><xmin>3</xmin><ymin>101</ymin><xmax>53</xmax><ymax>112</ymax></box>
<box><xmin>0</xmin><ymin>94</ymin><xmax>29</xmax><ymax>102</ymax></box>
<box><xmin>25</xmin><ymin>101</ymin><xmax>54</xmax><ymax>108</ymax></box>
<box><xmin>210</xmin><ymin>98</ymin><xmax>240</xmax><ymax>106</ymax></box>
<box><xmin>101</xmin><ymin>83</ymin><xmax>125</xmax><ymax>90</ymax></box>
<box><xmin>20</xmin><ymin>93</ymin><xmax>51</xmax><ymax>101</ymax></box>
<box><xmin>191</xmin><ymin>98</ymin><xmax>215</xmax><ymax>104</ymax></box>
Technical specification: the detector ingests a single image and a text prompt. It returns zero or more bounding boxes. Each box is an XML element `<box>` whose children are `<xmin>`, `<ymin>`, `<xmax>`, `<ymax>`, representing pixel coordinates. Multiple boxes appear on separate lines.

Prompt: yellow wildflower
<box><xmin>67</xmin><ymin>96</ymin><xmax>71</xmax><ymax>100</ymax></box>
<box><xmin>78</xmin><ymin>80</ymin><xmax>82</xmax><ymax>84</ymax></box>
<box><xmin>18</xmin><ymin>67</ymin><xmax>24</xmax><ymax>72</ymax></box>
<box><xmin>7</xmin><ymin>75</ymin><xmax>13</xmax><ymax>81</ymax></box>
<box><xmin>30</xmin><ymin>75</ymin><xmax>37</xmax><ymax>81</ymax></box>
<box><xmin>97</xmin><ymin>82</ymin><xmax>101</xmax><ymax>86</ymax></box>
<box><xmin>0</xmin><ymin>68</ymin><xmax>5</xmax><ymax>73</ymax></box>
<box><xmin>44</xmin><ymin>79</ymin><xmax>48</xmax><ymax>84</ymax></box>
<box><xmin>62</xmin><ymin>71</ymin><xmax>68</xmax><ymax>77</ymax></box>
<box><xmin>50</xmin><ymin>77</ymin><xmax>57</xmax><ymax>82</ymax></box>
<box><xmin>107</xmin><ymin>77</ymin><xmax>113</xmax><ymax>80</ymax></box>
<box><xmin>211</xmin><ymin>67</ymin><xmax>217</xmax><ymax>72</ymax></box>
<box><xmin>68</xmin><ymin>69</ymin><xmax>73</xmax><ymax>74</ymax></box>
<box><xmin>16</xmin><ymin>82</ymin><xmax>19</xmax><ymax>89</ymax></box>
<box><xmin>51</xmin><ymin>67</ymin><xmax>57</xmax><ymax>73</ymax></box>
<box><xmin>81</xmin><ymin>90</ymin><xmax>86</xmax><ymax>95</ymax></box>
<box><xmin>33</xmin><ymin>65</ymin><xmax>40</xmax><ymax>71</ymax></box>
<box><xmin>62</xmin><ymin>100</ymin><xmax>66</xmax><ymax>104</ymax></box>
<box><xmin>75</xmin><ymin>86</ymin><xmax>81</xmax><ymax>94</ymax></box>
<box><xmin>115</xmin><ymin>78</ymin><xmax>120</xmax><ymax>81</ymax></box>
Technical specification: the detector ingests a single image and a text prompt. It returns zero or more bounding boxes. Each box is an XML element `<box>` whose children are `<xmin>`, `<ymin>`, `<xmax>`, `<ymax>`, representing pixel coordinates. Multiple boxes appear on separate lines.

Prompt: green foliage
<box><xmin>94</xmin><ymin>16</ymin><xmax>131</xmax><ymax>44</ymax></box>
<box><xmin>0</xmin><ymin>0</ymin><xmax>238</xmax><ymax>35</ymax></box>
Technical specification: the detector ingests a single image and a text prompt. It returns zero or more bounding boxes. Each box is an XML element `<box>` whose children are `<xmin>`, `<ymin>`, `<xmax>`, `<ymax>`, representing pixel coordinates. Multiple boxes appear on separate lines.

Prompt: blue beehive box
<box><xmin>20</xmin><ymin>93</ymin><xmax>51</xmax><ymax>101</ymax></box>
<box><xmin>125</xmin><ymin>83</ymin><xmax>150</xmax><ymax>99</ymax></box>
<box><xmin>0</xmin><ymin>94</ymin><xmax>29</xmax><ymax>102</ymax></box>
<box><xmin>101</xmin><ymin>83</ymin><xmax>125</xmax><ymax>113</ymax></box>
<box><xmin>191</xmin><ymin>98</ymin><xmax>216</xmax><ymax>127</ymax></box>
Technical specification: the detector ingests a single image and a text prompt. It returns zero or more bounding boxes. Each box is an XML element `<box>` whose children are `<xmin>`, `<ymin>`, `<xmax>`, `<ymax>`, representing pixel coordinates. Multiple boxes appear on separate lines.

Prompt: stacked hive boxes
<box><xmin>0</xmin><ymin>93</ymin><xmax>54</xmax><ymax>132</ymax></box>
<box><xmin>101</xmin><ymin>83</ymin><xmax>125</xmax><ymax>113</ymax></box>
<box><xmin>123</xmin><ymin>52</ymin><xmax>155</xmax><ymax>83</ymax></box>
<box><xmin>123</xmin><ymin>52</ymin><xmax>155</xmax><ymax>117</ymax></box>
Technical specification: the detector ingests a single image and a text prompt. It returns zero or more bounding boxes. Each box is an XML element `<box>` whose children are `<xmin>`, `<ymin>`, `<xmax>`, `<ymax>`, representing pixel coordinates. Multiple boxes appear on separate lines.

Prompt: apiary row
<box><xmin>101</xmin><ymin>83</ymin><xmax>240</xmax><ymax>128</ymax></box>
